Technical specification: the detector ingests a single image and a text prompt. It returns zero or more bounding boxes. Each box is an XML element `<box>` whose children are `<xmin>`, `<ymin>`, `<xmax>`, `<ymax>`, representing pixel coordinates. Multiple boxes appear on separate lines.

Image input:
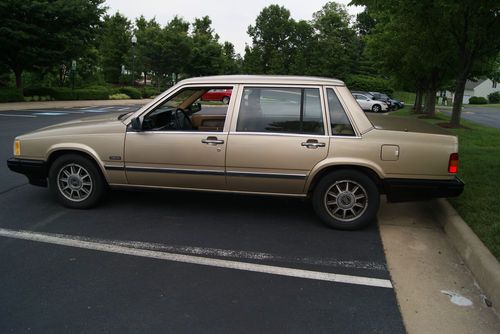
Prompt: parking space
<box><xmin>0</xmin><ymin>106</ymin><xmax>405</xmax><ymax>333</ymax></box>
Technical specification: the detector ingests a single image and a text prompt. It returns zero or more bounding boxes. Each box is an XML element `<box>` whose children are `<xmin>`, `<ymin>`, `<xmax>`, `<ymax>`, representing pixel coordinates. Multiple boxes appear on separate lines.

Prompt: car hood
<box><xmin>19</xmin><ymin>111</ymin><xmax>127</xmax><ymax>139</ymax></box>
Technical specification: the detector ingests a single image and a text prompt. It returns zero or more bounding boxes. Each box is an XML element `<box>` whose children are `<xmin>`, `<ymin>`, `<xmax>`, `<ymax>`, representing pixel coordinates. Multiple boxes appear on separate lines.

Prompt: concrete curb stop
<box><xmin>436</xmin><ymin>199</ymin><xmax>500</xmax><ymax>314</ymax></box>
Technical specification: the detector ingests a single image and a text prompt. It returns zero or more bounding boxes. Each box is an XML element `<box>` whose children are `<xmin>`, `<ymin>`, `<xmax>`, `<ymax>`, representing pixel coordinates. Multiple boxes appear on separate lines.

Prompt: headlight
<box><xmin>14</xmin><ymin>140</ymin><xmax>20</xmax><ymax>156</ymax></box>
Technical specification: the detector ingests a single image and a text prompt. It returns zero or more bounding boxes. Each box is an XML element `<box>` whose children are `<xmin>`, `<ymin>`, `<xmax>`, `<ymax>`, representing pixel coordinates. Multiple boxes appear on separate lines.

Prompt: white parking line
<box><xmin>0</xmin><ymin>113</ymin><xmax>36</xmax><ymax>118</ymax></box>
<box><xmin>0</xmin><ymin>228</ymin><xmax>392</xmax><ymax>289</ymax></box>
<box><xmin>103</xmin><ymin>238</ymin><xmax>387</xmax><ymax>271</ymax></box>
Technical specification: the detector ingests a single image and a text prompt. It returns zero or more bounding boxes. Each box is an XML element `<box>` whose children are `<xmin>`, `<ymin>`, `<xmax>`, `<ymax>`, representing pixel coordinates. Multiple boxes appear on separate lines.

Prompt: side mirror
<box><xmin>130</xmin><ymin>117</ymin><xmax>142</xmax><ymax>131</ymax></box>
<box><xmin>190</xmin><ymin>102</ymin><xmax>202</xmax><ymax>113</ymax></box>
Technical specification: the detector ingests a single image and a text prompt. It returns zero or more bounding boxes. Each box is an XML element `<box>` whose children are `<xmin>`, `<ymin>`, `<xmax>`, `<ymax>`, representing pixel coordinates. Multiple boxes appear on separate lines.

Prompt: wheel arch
<box><xmin>46</xmin><ymin>145</ymin><xmax>109</xmax><ymax>184</ymax></box>
<box><xmin>306</xmin><ymin>163</ymin><xmax>384</xmax><ymax>195</ymax></box>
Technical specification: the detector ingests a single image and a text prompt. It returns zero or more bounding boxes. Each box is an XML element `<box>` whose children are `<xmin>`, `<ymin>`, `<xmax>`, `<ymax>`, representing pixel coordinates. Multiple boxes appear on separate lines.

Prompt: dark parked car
<box><xmin>369</xmin><ymin>92</ymin><xmax>405</xmax><ymax>110</ymax></box>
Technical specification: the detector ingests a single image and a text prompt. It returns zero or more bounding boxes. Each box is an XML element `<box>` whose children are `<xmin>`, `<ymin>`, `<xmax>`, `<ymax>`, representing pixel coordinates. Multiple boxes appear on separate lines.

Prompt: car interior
<box><xmin>141</xmin><ymin>87</ymin><xmax>229</xmax><ymax>132</ymax></box>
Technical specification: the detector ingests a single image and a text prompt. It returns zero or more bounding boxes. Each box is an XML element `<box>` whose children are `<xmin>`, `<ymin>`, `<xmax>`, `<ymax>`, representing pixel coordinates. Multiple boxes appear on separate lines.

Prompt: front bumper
<box><xmin>383</xmin><ymin>177</ymin><xmax>464</xmax><ymax>202</ymax></box>
<box><xmin>7</xmin><ymin>157</ymin><xmax>48</xmax><ymax>187</ymax></box>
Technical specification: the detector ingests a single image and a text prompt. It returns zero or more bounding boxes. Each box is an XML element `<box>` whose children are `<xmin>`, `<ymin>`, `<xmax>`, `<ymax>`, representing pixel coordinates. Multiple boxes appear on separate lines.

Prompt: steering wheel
<box><xmin>173</xmin><ymin>108</ymin><xmax>193</xmax><ymax>130</ymax></box>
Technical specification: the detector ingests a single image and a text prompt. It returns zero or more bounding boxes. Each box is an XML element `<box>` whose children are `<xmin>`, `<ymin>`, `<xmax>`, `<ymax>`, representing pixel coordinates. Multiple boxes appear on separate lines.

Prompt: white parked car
<box><xmin>352</xmin><ymin>93</ymin><xmax>389</xmax><ymax>113</ymax></box>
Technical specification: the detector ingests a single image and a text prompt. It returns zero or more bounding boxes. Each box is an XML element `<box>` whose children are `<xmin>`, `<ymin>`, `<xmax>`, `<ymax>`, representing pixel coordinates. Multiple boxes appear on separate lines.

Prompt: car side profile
<box><xmin>352</xmin><ymin>92</ymin><xmax>389</xmax><ymax>113</ymax></box>
<box><xmin>7</xmin><ymin>75</ymin><xmax>464</xmax><ymax>230</ymax></box>
<box><xmin>201</xmin><ymin>88</ymin><xmax>232</xmax><ymax>104</ymax></box>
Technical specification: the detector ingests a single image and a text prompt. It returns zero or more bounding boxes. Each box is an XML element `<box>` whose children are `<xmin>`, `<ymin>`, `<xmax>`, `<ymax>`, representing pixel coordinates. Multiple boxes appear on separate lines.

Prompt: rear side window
<box><xmin>327</xmin><ymin>88</ymin><xmax>355</xmax><ymax>136</ymax></box>
<box><xmin>236</xmin><ymin>87</ymin><xmax>324</xmax><ymax>135</ymax></box>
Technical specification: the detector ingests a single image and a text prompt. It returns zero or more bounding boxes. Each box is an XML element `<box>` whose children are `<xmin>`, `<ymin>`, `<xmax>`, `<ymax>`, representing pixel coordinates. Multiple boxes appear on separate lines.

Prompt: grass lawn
<box><xmin>391</xmin><ymin>107</ymin><xmax>500</xmax><ymax>259</ymax></box>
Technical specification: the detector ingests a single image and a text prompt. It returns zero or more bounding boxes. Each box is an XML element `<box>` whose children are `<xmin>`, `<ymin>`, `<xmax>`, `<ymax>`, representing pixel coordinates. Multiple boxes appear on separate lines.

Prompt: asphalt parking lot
<box><xmin>0</xmin><ymin>105</ymin><xmax>405</xmax><ymax>333</ymax></box>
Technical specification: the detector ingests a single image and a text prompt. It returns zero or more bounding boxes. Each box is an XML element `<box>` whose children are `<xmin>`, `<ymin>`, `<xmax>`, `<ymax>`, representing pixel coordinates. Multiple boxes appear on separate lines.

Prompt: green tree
<box><xmin>312</xmin><ymin>2</ymin><xmax>361</xmax><ymax>80</ymax></box>
<box><xmin>221</xmin><ymin>42</ymin><xmax>241</xmax><ymax>74</ymax></box>
<box><xmin>354</xmin><ymin>0</ymin><xmax>456</xmax><ymax>115</ymax></box>
<box><xmin>98</xmin><ymin>13</ymin><xmax>132</xmax><ymax>84</ymax></box>
<box><xmin>246</xmin><ymin>5</ymin><xmax>295</xmax><ymax>74</ymax></box>
<box><xmin>134</xmin><ymin>16</ymin><xmax>162</xmax><ymax>85</ymax></box>
<box><xmin>187</xmin><ymin>16</ymin><xmax>223</xmax><ymax>76</ymax></box>
<box><xmin>442</xmin><ymin>0</ymin><xmax>500</xmax><ymax>126</ymax></box>
<box><xmin>0</xmin><ymin>0</ymin><xmax>105</xmax><ymax>89</ymax></box>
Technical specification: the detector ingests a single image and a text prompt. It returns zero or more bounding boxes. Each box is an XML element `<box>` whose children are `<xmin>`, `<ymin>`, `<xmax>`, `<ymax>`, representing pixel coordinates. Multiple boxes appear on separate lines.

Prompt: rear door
<box><xmin>225</xmin><ymin>86</ymin><xmax>329</xmax><ymax>194</ymax></box>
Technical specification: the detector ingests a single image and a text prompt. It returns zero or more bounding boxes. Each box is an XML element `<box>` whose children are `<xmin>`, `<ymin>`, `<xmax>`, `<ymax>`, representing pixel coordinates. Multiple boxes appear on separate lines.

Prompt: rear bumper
<box><xmin>7</xmin><ymin>157</ymin><xmax>48</xmax><ymax>187</ymax></box>
<box><xmin>383</xmin><ymin>177</ymin><xmax>464</xmax><ymax>202</ymax></box>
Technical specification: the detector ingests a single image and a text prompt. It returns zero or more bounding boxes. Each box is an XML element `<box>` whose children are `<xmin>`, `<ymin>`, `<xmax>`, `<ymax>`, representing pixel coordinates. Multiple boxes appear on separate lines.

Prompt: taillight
<box><xmin>448</xmin><ymin>153</ymin><xmax>459</xmax><ymax>173</ymax></box>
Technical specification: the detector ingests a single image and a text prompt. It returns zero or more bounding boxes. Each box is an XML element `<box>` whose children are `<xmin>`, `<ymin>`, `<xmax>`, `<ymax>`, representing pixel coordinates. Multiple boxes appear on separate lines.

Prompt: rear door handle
<box><xmin>202</xmin><ymin>136</ymin><xmax>224</xmax><ymax>145</ymax></box>
<box><xmin>301</xmin><ymin>140</ymin><xmax>326</xmax><ymax>149</ymax></box>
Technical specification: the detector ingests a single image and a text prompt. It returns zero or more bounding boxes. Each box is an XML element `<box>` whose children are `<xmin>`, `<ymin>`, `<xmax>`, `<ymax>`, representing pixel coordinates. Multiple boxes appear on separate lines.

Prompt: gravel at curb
<box><xmin>436</xmin><ymin>198</ymin><xmax>500</xmax><ymax>314</ymax></box>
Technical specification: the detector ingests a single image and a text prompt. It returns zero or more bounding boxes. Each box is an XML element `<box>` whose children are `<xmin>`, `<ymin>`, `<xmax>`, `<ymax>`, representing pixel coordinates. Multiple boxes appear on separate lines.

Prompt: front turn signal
<box><xmin>14</xmin><ymin>140</ymin><xmax>20</xmax><ymax>156</ymax></box>
<box><xmin>448</xmin><ymin>153</ymin><xmax>458</xmax><ymax>174</ymax></box>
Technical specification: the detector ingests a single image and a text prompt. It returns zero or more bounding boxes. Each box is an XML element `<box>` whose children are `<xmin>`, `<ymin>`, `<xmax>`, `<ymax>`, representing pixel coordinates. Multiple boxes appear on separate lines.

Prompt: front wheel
<box><xmin>372</xmin><ymin>104</ymin><xmax>381</xmax><ymax>113</ymax></box>
<box><xmin>312</xmin><ymin>170</ymin><xmax>380</xmax><ymax>230</ymax></box>
<box><xmin>222</xmin><ymin>96</ymin><xmax>230</xmax><ymax>104</ymax></box>
<box><xmin>49</xmin><ymin>154</ymin><xmax>106</xmax><ymax>209</ymax></box>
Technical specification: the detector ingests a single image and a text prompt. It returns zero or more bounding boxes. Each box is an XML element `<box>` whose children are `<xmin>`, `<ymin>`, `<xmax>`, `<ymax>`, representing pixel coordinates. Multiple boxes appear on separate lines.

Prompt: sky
<box><xmin>104</xmin><ymin>0</ymin><xmax>364</xmax><ymax>55</ymax></box>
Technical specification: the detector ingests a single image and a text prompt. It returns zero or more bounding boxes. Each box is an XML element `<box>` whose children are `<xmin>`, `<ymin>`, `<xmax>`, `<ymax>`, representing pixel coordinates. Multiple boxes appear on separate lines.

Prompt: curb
<box><xmin>436</xmin><ymin>199</ymin><xmax>500</xmax><ymax>312</ymax></box>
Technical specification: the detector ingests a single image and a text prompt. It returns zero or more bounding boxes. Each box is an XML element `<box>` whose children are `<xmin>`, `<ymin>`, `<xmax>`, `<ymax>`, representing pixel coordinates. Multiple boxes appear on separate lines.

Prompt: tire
<box><xmin>372</xmin><ymin>104</ymin><xmax>381</xmax><ymax>113</ymax></box>
<box><xmin>312</xmin><ymin>170</ymin><xmax>380</xmax><ymax>230</ymax></box>
<box><xmin>222</xmin><ymin>96</ymin><xmax>230</xmax><ymax>104</ymax></box>
<box><xmin>49</xmin><ymin>154</ymin><xmax>106</xmax><ymax>209</ymax></box>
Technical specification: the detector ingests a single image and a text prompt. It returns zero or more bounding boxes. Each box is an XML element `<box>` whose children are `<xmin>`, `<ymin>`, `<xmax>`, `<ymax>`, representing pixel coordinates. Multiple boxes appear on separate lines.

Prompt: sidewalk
<box><xmin>379</xmin><ymin>199</ymin><xmax>500</xmax><ymax>333</ymax></box>
<box><xmin>0</xmin><ymin>99</ymin><xmax>153</xmax><ymax>111</ymax></box>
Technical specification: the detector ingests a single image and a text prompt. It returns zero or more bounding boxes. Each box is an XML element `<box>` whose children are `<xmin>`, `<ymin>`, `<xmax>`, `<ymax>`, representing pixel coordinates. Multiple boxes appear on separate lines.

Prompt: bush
<box><xmin>23</xmin><ymin>86</ymin><xmax>57</xmax><ymax>97</ymax></box>
<box><xmin>118</xmin><ymin>86</ymin><xmax>142</xmax><ymax>99</ymax></box>
<box><xmin>109</xmin><ymin>93</ymin><xmax>131</xmax><ymax>100</ymax></box>
<box><xmin>345</xmin><ymin>75</ymin><xmax>394</xmax><ymax>95</ymax></box>
<box><xmin>0</xmin><ymin>88</ymin><xmax>24</xmax><ymax>102</ymax></box>
<box><xmin>141</xmin><ymin>86</ymin><xmax>160</xmax><ymax>98</ymax></box>
<box><xmin>468</xmin><ymin>96</ymin><xmax>488</xmax><ymax>104</ymax></box>
<box><xmin>23</xmin><ymin>86</ymin><xmax>112</xmax><ymax>101</ymax></box>
<box><xmin>50</xmin><ymin>87</ymin><xmax>110</xmax><ymax>101</ymax></box>
<box><xmin>487</xmin><ymin>91</ymin><xmax>500</xmax><ymax>104</ymax></box>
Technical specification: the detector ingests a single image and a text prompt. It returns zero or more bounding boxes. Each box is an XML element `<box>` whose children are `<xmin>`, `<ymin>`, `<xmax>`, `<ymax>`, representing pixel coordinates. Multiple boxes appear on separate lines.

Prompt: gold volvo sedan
<box><xmin>7</xmin><ymin>75</ymin><xmax>464</xmax><ymax>229</ymax></box>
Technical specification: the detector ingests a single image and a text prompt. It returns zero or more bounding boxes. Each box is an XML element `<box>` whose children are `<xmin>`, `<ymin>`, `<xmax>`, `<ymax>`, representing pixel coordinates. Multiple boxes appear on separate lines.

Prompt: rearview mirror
<box><xmin>190</xmin><ymin>102</ymin><xmax>202</xmax><ymax>113</ymax></box>
<box><xmin>130</xmin><ymin>117</ymin><xmax>142</xmax><ymax>131</ymax></box>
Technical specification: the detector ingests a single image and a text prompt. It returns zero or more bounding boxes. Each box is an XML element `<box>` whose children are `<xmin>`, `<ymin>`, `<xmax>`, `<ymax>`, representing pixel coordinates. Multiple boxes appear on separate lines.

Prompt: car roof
<box><xmin>179</xmin><ymin>75</ymin><xmax>345</xmax><ymax>86</ymax></box>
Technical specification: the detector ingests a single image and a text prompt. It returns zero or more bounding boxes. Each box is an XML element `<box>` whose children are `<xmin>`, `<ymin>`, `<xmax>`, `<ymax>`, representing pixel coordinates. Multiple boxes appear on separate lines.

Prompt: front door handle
<box><xmin>301</xmin><ymin>139</ymin><xmax>326</xmax><ymax>149</ymax></box>
<box><xmin>202</xmin><ymin>136</ymin><xmax>224</xmax><ymax>145</ymax></box>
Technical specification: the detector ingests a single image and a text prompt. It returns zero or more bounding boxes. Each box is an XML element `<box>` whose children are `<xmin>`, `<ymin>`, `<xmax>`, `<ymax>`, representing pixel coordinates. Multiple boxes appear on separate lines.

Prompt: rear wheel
<box><xmin>222</xmin><ymin>96</ymin><xmax>230</xmax><ymax>104</ymax></box>
<box><xmin>372</xmin><ymin>104</ymin><xmax>381</xmax><ymax>113</ymax></box>
<box><xmin>312</xmin><ymin>170</ymin><xmax>379</xmax><ymax>230</ymax></box>
<box><xmin>49</xmin><ymin>154</ymin><xmax>106</xmax><ymax>209</ymax></box>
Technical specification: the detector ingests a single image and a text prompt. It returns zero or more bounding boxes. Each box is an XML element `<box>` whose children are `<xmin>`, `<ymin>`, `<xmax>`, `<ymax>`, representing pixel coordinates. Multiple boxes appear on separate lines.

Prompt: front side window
<box><xmin>236</xmin><ymin>87</ymin><xmax>324</xmax><ymax>135</ymax></box>
<box><xmin>141</xmin><ymin>86</ymin><xmax>230</xmax><ymax>132</ymax></box>
<box><xmin>327</xmin><ymin>88</ymin><xmax>355</xmax><ymax>136</ymax></box>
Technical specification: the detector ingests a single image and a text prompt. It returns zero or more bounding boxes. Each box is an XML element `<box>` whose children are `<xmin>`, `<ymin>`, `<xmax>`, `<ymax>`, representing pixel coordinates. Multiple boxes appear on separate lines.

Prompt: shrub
<box><xmin>468</xmin><ymin>96</ymin><xmax>488</xmax><ymax>104</ymax></box>
<box><xmin>141</xmin><ymin>86</ymin><xmax>160</xmax><ymax>98</ymax></box>
<box><xmin>345</xmin><ymin>75</ymin><xmax>394</xmax><ymax>95</ymax></box>
<box><xmin>50</xmin><ymin>87</ymin><xmax>110</xmax><ymax>101</ymax></box>
<box><xmin>0</xmin><ymin>88</ymin><xmax>24</xmax><ymax>102</ymax></box>
<box><xmin>118</xmin><ymin>86</ymin><xmax>141</xmax><ymax>99</ymax></box>
<box><xmin>487</xmin><ymin>91</ymin><xmax>500</xmax><ymax>104</ymax></box>
<box><xmin>23</xmin><ymin>86</ymin><xmax>57</xmax><ymax>97</ymax></box>
<box><xmin>109</xmin><ymin>93</ymin><xmax>131</xmax><ymax>100</ymax></box>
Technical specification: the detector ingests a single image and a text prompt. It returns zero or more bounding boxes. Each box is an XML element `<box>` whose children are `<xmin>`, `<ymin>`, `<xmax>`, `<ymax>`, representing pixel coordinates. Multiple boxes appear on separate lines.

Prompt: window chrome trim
<box><xmin>229</xmin><ymin>131</ymin><xmax>329</xmax><ymax>138</ymax></box>
<box><xmin>324</xmin><ymin>86</ymin><xmax>362</xmax><ymax>138</ymax></box>
<box><xmin>233</xmin><ymin>85</ymin><xmax>327</xmax><ymax>136</ymax></box>
<box><xmin>127</xmin><ymin>131</ymin><xmax>229</xmax><ymax>136</ymax></box>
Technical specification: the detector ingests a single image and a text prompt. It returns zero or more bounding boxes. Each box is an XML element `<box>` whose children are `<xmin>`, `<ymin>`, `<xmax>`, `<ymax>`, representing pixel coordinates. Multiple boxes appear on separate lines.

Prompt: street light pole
<box><xmin>131</xmin><ymin>35</ymin><xmax>137</xmax><ymax>86</ymax></box>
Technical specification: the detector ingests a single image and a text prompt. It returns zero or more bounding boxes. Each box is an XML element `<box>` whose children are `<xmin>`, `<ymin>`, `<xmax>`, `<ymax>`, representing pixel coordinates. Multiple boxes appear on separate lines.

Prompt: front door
<box><xmin>124</xmin><ymin>85</ymin><xmax>234</xmax><ymax>189</ymax></box>
<box><xmin>226</xmin><ymin>86</ymin><xmax>329</xmax><ymax>194</ymax></box>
